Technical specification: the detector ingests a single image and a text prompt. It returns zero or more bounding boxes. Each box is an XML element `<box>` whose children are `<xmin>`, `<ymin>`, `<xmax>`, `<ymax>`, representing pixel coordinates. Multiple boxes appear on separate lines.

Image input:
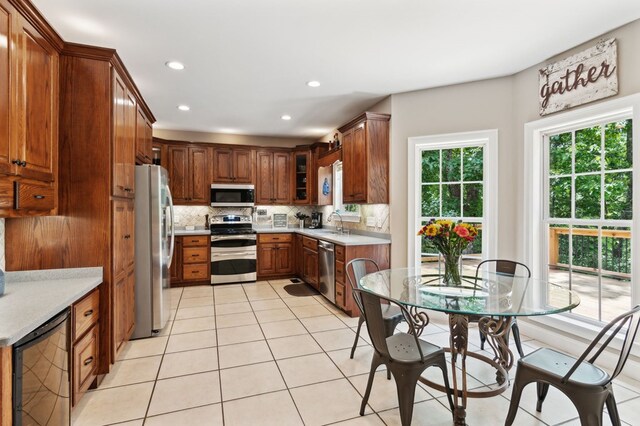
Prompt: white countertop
<box><xmin>175</xmin><ymin>227</ymin><xmax>210</xmax><ymax>236</ymax></box>
<box><xmin>254</xmin><ymin>227</ymin><xmax>391</xmax><ymax>246</ymax></box>
<box><xmin>0</xmin><ymin>267</ymin><xmax>103</xmax><ymax>347</ymax></box>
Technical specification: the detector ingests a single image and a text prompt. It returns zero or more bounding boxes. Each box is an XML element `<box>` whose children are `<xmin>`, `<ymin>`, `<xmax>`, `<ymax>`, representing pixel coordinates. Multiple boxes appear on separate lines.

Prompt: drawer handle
<box><xmin>124</xmin><ymin>235</ymin><xmax>131</xmax><ymax>239</ymax></box>
<box><xmin>191</xmin><ymin>270</ymin><xmax>199</xmax><ymax>273</ymax></box>
<box><xmin>191</xmin><ymin>240</ymin><xmax>199</xmax><ymax>243</ymax></box>
<box><xmin>83</xmin><ymin>309</ymin><xmax>94</xmax><ymax>317</ymax></box>
<box><xmin>83</xmin><ymin>356</ymin><xmax>94</xmax><ymax>366</ymax></box>
<box><xmin>192</xmin><ymin>254</ymin><xmax>199</xmax><ymax>257</ymax></box>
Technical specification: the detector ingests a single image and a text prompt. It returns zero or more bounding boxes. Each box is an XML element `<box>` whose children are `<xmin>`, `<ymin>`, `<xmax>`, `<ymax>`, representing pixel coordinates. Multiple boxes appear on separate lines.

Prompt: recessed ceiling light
<box><xmin>166</xmin><ymin>61</ymin><xmax>185</xmax><ymax>70</ymax></box>
<box><xmin>177</xmin><ymin>105</ymin><xmax>190</xmax><ymax>111</ymax></box>
<box><xmin>306</xmin><ymin>81</ymin><xmax>321</xmax><ymax>87</ymax></box>
<box><xmin>281</xmin><ymin>115</ymin><xmax>292</xmax><ymax>121</ymax></box>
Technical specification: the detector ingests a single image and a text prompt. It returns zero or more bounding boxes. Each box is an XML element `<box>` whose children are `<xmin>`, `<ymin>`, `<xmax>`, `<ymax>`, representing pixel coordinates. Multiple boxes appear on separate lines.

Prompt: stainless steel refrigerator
<box><xmin>133</xmin><ymin>165</ymin><xmax>175</xmax><ymax>339</ymax></box>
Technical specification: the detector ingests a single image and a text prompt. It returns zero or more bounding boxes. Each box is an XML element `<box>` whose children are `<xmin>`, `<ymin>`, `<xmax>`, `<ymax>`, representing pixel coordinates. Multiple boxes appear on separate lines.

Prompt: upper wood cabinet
<box><xmin>256</xmin><ymin>150</ymin><xmax>291</xmax><ymax>205</ymax></box>
<box><xmin>339</xmin><ymin>112</ymin><xmax>390</xmax><ymax>204</ymax></box>
<box><xmin>168</xmin><ymin>144</ymin><xmax>209</xmax><ymax>205</ymax></box>
<box><xmin>135</xmin><ymin>104</ymin><xmax>153</xmax><ymax>164</ymax></box>
<box><xmin>112</xmin><ymin>72</ymin><xmax>136</xmax><ymax>198</ymax></box>
<box><xmin>212</xmin><ymin>146</ymin><xmax>254</xmax><ymax>183</ymax></box>
<box><xmin>292</xmin><ymin>150</ymin><xmax>311</xmax><ymax>204</ymax></box>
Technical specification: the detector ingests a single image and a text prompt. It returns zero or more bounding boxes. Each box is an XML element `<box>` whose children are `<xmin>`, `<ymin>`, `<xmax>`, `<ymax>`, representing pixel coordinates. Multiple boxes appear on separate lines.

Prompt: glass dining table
<box><xmin>359</xmin><ymin>268</ymin><xmax>580</xmax><ymax>426</ymax></box>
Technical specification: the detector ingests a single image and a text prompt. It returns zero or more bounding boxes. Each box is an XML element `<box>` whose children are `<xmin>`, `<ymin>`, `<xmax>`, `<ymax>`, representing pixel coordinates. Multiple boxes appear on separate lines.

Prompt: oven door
<box><xmin>210</xmin><ymin>185</ymin><xmax>255</xmax><ymax>207</ymax></box>
<box><xmin>210</xmin><ymin>250</ymin><xmax>257</xmax><ymax>284</ymax></box>
<box><xmin>210</xmin><ymin>235</ymin><xmax>257</xmax><ymax>252</ymax></box>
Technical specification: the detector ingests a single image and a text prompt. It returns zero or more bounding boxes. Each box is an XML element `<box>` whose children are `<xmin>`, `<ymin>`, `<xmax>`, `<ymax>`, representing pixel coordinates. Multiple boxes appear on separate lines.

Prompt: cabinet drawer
<box><xmin>183</xmin><ymin>263</ymin><xmax>209</xmax><ymax>281</ymax></box>
<box><xmin>14</xmin><ymin>180</ymin><xmax>55</xmax><ymax>211</ymax></box>
<box><xmin>73</xmin><ymin>323</ymin><xmax>99</xmax><ymax>406</ymax></box>
<box><xmin>336</xmin><ymin>260</ymin><xmax>345</xmax><ymax>285</ymax></box>
<box><xmin>183</xmin><ymin>246</ymin><xmax>209</xmax><ymax>263</ymax></box>
<box><xmin>72</xmin><ymin>288</ymin><xmax>100</xmax><ymax>341</ymax></box>
<box><xmin>302</xmin><ymin>236</ymin><xmax>318</xmax><ymax>251</ymax></box>
<box><xmin>258</xmin><ymin>233</ymin><xmax>293</xmax><ymax>243</ymax></box>
<box><xmin>335</xmin><ymin>282</ymin><xmax>346</xmax><ymax>309</ymax></box>
<box><xmin>183</xmin><ymin>235</ymin><xmax>209</xmax><ymax>247</ymax></box>
<box><xmin>335</xmin><ymin>245</ymin><xmax>345</xmax><ymax>262</ymax></box>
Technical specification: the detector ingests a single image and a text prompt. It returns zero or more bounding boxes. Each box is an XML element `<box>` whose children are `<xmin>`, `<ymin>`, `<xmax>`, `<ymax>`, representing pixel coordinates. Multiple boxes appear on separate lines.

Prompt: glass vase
<box><xmin>442</xmin><ymin>254</ymin><xmax>462</xmax><ymax>286</ymax></box>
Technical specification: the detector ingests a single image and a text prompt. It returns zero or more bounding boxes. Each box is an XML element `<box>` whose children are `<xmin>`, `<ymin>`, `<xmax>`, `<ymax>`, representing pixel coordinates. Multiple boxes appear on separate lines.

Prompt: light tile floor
<box><xmin>72</xmin><ymin>280</ymin><xmax>640</xmax><ymax>426</ymax></box>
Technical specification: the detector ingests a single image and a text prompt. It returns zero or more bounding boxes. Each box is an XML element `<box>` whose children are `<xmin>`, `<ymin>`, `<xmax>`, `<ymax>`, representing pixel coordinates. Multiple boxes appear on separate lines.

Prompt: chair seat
<box><xmin>387</xmin><ymin>332</ymin><xmax>443</xmax><ymax>362</ymax></box>
<box><xmin>381</xmin><ymin>304</ymin><xmax>403</xmax><ymax>321</ymax></box>
<box><xmin>520</xmin><ymin>348</ymin><xmax>610</xmax><ymax>385</ymax></box>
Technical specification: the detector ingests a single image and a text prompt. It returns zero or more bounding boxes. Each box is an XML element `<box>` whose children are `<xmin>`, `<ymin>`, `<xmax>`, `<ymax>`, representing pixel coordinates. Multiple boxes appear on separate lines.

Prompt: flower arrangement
<box><xmin>418</xmin><ymin>219</ymin><xmax>479</xmax><ymax>285</ymax></box>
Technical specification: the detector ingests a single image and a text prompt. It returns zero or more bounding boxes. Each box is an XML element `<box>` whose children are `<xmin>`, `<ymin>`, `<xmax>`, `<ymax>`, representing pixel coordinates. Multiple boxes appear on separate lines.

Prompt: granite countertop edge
<box><xmin>174</xmin><ymin>229</ymin><xmax>211</xmax><ymax>236</ymax></box>
<box><xmin>0</xmin><ymin>267</ymin><xmax>103</xmax><ymax>347</ymax></box>
<box><xmin>253</xmin><ymin>227</ymin><xmax>391</xmax><ymax>246</ymax></box>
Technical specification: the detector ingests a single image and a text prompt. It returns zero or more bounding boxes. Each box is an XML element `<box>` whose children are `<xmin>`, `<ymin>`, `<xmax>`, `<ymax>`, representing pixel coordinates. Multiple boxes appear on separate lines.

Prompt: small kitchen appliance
<box><xmin>309</xmin><ymin>212</ymin><xmax>323</xmax><ymax>229</ymax></box>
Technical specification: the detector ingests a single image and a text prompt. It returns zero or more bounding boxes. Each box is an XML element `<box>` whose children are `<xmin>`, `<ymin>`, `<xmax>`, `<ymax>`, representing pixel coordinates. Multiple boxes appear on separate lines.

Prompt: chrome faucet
<box><xmin>328</xmin><ymin>211</ymin><xmax>345</xmax><ymax>234</ymax></box>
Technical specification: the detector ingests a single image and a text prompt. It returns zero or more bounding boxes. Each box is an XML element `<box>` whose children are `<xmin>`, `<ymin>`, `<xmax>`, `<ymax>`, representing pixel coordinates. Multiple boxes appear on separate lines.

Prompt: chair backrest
<box><xmin>345</xmin><ymin>258</ymin><xmax>380</xmax><ymax>316</ymax></box>
<box><xmin>475</xmin><ymin>259</ymin><xmax>531</xmax><ymax>278</ymax></box>
<box><xmin>563</xmin><ymin>305</ymin><xmax>640</xmax><ymax>383</ymax></box>
<box><xmin>353</xmin><ymin>288</ymin><xmax>424</xmax><ymax>361</ymax></box>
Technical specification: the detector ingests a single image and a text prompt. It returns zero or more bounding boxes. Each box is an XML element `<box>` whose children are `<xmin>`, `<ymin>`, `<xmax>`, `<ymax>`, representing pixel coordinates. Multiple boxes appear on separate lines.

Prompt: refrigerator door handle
<box><xmin>167</xmin><ymin>186</ymin><xmax>176</xmax><ymax>267</ymax></box>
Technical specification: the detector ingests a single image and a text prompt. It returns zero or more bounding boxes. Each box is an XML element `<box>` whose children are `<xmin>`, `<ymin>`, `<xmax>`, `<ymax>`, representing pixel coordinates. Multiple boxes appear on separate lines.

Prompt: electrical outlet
<box><xmin>366</xmin><ymin>216</ymin><xmax>375</xmax><ymax>227</ymax></box>
<box><xmin>376</xmin><ymin>217</ymin><xmax>383</xmax><ymax>229</ymax></box>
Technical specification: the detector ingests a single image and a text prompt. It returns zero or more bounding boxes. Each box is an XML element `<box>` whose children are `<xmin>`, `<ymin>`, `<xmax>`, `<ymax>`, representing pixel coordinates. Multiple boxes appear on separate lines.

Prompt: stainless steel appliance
<box><xmin>133</xmin><ymin>165</ymin><xmax>175</xmax><ymax>339</ymax></box>
<box><xmin>210</xmin><ymin>215</ymin><xmax>257</xmax><ymax>284</ymax></box>
<box><xmin>210</xmin><ymin>184</ymin><xmax>255</xmax><ymax>207</ymax></box>
<box><xmin>318</xmin><ymin>240</ymin><xmax>335</xmax><ymax>303</ymax></box>
<box><xmin>13</xmin><ymin>309</ymin><xmax>70</xmax><ymax>426</ymax></box>
<box><xmin>309</xmin><ymin>212</ymin><xmax>323</xmax><ymax>229</ymax></box>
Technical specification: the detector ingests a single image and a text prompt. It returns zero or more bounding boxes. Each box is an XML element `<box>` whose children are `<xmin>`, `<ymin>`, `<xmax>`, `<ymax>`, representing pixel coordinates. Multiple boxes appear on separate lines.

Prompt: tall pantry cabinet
<box><xmin>6</xmin><ymin>43</ymin><xmax>155</xmax><ymax>372</ymax></box>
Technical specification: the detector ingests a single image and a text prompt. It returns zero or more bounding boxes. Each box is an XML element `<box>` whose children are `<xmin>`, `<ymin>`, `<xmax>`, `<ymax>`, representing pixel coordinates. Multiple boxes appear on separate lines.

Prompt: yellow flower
<box><xmin>425</xmin><ymin>225</ymin><xmax>438</xmax><ymax>237</ymax></box>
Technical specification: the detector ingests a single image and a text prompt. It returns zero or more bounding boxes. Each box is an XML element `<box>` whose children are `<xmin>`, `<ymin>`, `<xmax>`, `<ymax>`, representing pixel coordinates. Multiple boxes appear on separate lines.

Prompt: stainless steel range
<box><xmin>210</xmin><ymin>214</ymin><xmax>257</xmax><ymax>285</ymax></box>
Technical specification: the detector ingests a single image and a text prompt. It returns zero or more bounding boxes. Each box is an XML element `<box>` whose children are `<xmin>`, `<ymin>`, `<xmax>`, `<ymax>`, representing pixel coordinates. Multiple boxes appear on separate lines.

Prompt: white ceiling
<box><xmin>33</xmin><ymin>0</ymin><xmax>640</xmax><ymax>138</ymax></box>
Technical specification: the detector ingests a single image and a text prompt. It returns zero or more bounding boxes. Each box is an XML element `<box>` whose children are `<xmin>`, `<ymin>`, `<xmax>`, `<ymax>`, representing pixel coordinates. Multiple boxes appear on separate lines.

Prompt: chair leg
<box><xmin>571</xmin><ymin>394</ymin><xmax>606</xmax><ymax>426</ymax></box>
<box><xmin>392</xmin><ymin>367</ymin><xmax>422</xmax><ymax>426</ymax></box>
<box><xmin>535</xmin><ymin>382</ymin><xmax>549</xmax><ymax>412</ymax></box>
<box><xmin>504</xmin><ymin>376</ymin><xmax>527</xmax><ymax>426</ymax></box>
<box><xmin>511</xmin><ymin>320</ymin><xmax>525</xmax><ymax>358</ymax></box>
<box><xmin>479</xmin><ymin>327</ymin><xmax>487</xmax><ymax>350</ymax></box>
<box><xmin>605</xmin><ymin>392</ymin><xmax>621</xmax><ymax>426</ymax></box>
<box><xmin>351</xmin><ymin>316</ymin><xmax>365</xmax><ymax>359</ymax></box>
<box><xmin>360</xmin><ymin>355</ymin><xmax>381</xmax><ymax>416</ymax></box>
<box><xmin>437</xmin><ymin>358</ymin><xmax>455</xmax><ymax>413</ymax></box>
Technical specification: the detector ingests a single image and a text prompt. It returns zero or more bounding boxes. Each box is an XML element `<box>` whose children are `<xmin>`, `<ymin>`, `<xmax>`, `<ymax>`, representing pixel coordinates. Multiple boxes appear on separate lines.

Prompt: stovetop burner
<box><xmin>209</xmin><ymin>214</ymin><xmax>255</xmax><ymax>235</ymax></box>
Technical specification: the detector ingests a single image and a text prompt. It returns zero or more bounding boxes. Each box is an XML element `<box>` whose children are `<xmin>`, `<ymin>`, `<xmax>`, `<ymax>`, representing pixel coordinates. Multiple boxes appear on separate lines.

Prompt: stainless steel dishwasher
<box><xmin>318</xmin><ymin>240</ymin><xmax>336</xmax><ymax>303</ymax></box>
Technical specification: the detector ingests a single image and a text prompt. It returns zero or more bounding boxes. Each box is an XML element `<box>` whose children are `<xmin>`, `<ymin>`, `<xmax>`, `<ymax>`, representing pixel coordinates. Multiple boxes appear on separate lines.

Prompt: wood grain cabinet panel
<box><xmin>257</xmin><ymin>243</ymin><xmax>277</xmax><ymax>276</ymax></box>
<box><xmin>168</xmin><ymin>144</ymin><xmax>209</xmax><ymax>205</ymax></box>
<box><xmin>212</xmin><ymin>147</ymin><xmax>254</xmax><ymax>183</ymax></box>
<box><xmin>135</xmin><ymin>105</ymin><xmax>152</xmax><ymax>164</ymax></box>
<box><xmin>112</xmin><ymin>73</ymin><xmax>135</xmax><ymax>198</ymax></box>
<box><xmin>170</xmin><ymin>237</ymin><xmax>183</xmax><ymax>284</ymax></box>
<box><xmin>257</xmin><ymin>233</ymin><xmax>294</xmax><ymax>278</ymax></box>
<box><xmin>72</xmin><ymin>289</ymin><xmax>100</xmax><ymax>342</ymax></box>
<box><xmin>212</xmin><ymin>148</ymin><xmax>233</xmax><ymax>182</ymax></box>
<box><xmin>302</xmin><ymin>246</ymin><xmax>319</xmax><ymax>288</ymax></box>
<box><xmin>255</xmin><ymin>150</ymin><xmax>273</xmax><ymax>204</ymax></box>
<box><xmin>292</xmin><ymin>150</ymin><xmax>311</xmax><ymax>204</ymax></box>
<box><xmin>0</xmin><ymin>1</ymin><xmax>12</xmax><ymax>177</ymax></box>
<box><xmin>171</xmin><ymin>234</ymin><xmax>210</xmax><ymax>285</ymax></box>
<box><xmin>189</xmin><ymin>146</ymin><xmax>208</xmax><ymax>204</ymax></box>
<box><xmin>72</xmin><ymin>323</ymin><xmax>98</xmax><ymax>406</ymax></box>
<box><xmin>233</xmin><ymin>149</ymin><xmax>253</xmax><ymax>183</ymax></box>
<box><xmin>256</xmin><ymin>150</ymin><xmax>290</xmax><ymax>205</ymax></box>
<box><xmin>168</xmin><ymin>145</ymin><xmax>189</xmax><ymax>203</ymax></box>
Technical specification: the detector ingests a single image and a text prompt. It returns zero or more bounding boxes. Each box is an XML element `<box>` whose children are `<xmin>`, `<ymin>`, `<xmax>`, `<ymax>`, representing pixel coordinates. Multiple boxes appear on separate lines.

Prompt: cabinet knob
<box><xmin>83</xmin><ymin>309</ymin><xmax>94</xmax><ymax>317</ymax></box>
<box><xmin>83</xmin><ymin>356</ymin><xmax>94</xmax><ymax>366</ymax></box>
<box><xmin>33</xmin><ymin>195</ymin><xmax>45</xmax><ymax>200</ymax></box>
<box><xmin>20</xmin><ymin>161</ymin><xmax>27</xmax><ymax>167</ymax></box>
<box><xmin>11</xmin><ymin>159</ymin><xmax>20</xmax><ymax>165</ymax></box>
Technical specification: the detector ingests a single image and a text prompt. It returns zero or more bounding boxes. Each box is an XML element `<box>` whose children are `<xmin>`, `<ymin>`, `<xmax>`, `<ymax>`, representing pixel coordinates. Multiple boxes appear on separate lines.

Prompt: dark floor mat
<box><xmin>283</xmin><ymin>283</ymin><xmax>319</xmax><ymax>297</ymax></box>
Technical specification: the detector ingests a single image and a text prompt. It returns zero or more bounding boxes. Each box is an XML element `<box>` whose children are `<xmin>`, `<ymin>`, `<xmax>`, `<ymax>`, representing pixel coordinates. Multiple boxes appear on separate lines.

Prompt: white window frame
<box><xmin>407</xmin><ymin>129</ymin><xmax>499</xmax><ymax>269</ymax></box>
<box><xmin>333</xmin><ymin>161</ymin><xmax>361</xmax><ymax>222</ymax></box>
<box><xmin>523</xmin><ymin>93</ymin><xmax>640</xmax><ymax>335</ymax></box>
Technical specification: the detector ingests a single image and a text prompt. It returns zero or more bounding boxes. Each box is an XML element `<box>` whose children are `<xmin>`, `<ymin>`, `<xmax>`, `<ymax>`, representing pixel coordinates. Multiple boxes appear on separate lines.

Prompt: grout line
<box><xmin>211</xmin><ymin>284</ymin><xmax>226</xmax><ymax>426</ymax></box>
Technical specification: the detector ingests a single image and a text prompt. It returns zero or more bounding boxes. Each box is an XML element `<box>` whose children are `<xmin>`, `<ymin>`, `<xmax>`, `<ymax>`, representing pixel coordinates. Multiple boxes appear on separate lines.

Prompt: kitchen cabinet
<box><xmin>339</xmin><ymin>112</ymin><xmax>390</xmax><ymax>204</ymax></box>
<box><xmin>170</xmin><ymin>237</ymin><xmax>183</xmax><ymax>283</ymax></box>
<box><xmin>256</xmin><ymin>150</ymin><xmax>291</xmax><ymax>205</ymax></box>
<box><xmin>212</xmin><ymin>147</ymin><xmax>254</xmax><ymax>183</ymax></box>
<box><xmin>302</xmin><ymin>237</ymin><xmax>319</xmax><ymax>289</ymax></box>
<box><xmin>295</xmin><ymin>234</ymin><xmax>304</xmax><ymax>277</ymax></box>
<box><xmin>113</xmin><ymin>73</ymin><xmax>136</xmax><ymax>198</ymax></box>
<box><xmin>114</xmin><ymin>268</ymin><xmax>135</xmax><ymax>355</ymax></box>
<box><xmin>112</xmin><ymin>198</ymin><xmax>135</xmax><ymax>357</ymax></box>
<box><xmin>135</xmin><ymin>104</ymin><xmax>153</xmax><ymax>164</ymax></box>
<box><xmin>171</xmin><ymin>235</ymin><xmax>211</xmax><ymax>285</ymax></box>
<box><xmin>168</xmin><ymin>144</ymin><xmax>209</xmax><ymax>205</ymax></box>
<box><xmin>71</xmin><ymin>288</ymin><xmax>100</xmax><ymax>406</ymax></box>
<box><xmin>257</xmin><ymin>233</ymin><xmax>294</xmax><ymax>278</ymax></box>
<box><xmin>292</xmin><ymin>150</ymin><xmax>312</xmax><ymax>204</ymax></box>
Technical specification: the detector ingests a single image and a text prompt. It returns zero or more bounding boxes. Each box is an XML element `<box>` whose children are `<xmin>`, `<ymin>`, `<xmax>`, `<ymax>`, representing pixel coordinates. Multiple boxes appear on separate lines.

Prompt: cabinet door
<box><xmin>273</xmin><ymin>152</ymin><xmax>291</xmax><ymax>204</ymax></box>
<box><xmin>124</xmin><ymin>90</ymin><xmax>136</xmax><ymax>196</ymax></box>
<box><xmin>293</xmin><ymin>151</ymin><xmax>310</xmax><ymax>204</ymax></box>
<box><xmin>112</xmin><ymin>200</ymin><xmax>127</xmax><ymax>279</ymax></box>
<box><xmin>112</xmin><ymin>73</ymin><xmax>129</xmax><ymax>197</ymax></box>
<box><xmin>302</xmin><ymin>247</ymin><xmax>318</xmax><ymax>287</ymax></box>
<box><xmin>350</xmin><ymin>124</ymin><xmax>367</xmax><ymax>202</ymax></box>
<box><xmin>125</xmin><ymin>199</ymin><xmax>135</xmax><ymax>271</ymax></box>
<box><xmin>16</xmin><ymin>15</ymin><xmax>57</xmax><ymax>182</ymax></box>
<box><xmin>125</xmin><ymin>268</ymin><xmax>135</xmax><ymax>340</ymax></box>
<box><xmin>169</xmin><ymin>237</ymin><xmax>182</xmax><ymax>284</ymax></box>
<box><xmin>257</xmin><ymin>243</ymin><xmax>276</xmax><ymax>276</ymax></box>
<box><xmin>145</xmin><ymin>120</ymin><xmax>153</xmax><ymax>164</ymax></box>
<box><xmin>233</xmin><ymin>149</ymin><xmax>253</xmax><ymax>183</ymax></box>
<box><xmin>275</xmin><ymin>243</ymin><xmax>294</xmax><ymax>274</ymax></box>
<box><xmin>189</xmin><ymin>146</ymin><xmax>208</xmax><ymax>204</ymax></box>
<box><xmin>113</xmin><ymin>273</ymin><xmax>126</xmax><ymax>355</ymax></box>
<box><xmin>0</xmin><ymin>1</ymin><xmax>13</xmax><ymax>176</ymax></box>
<box><xmin>255</xmin><ymin>151</ymin><xmax>273</xmax><ymax>204</ymax></box>
<box><xmin>295</xmin><ymin>234</ymin><xmax>304</xmax><ymax>277</ymax></box>
<box><xmin>135</xmin><ymin>106</ymin><xmax>151</xmax><ymax>164</ymax></box>
<box><xmin>168</xmin><ymin>146</ymin><xmax>189</xmax><ymax>203</ymax></box>
<box><xmin>212</xmin><ymin>148</ymin><xmax>233</xmax><ymax>183</ymax></box>
<box><xmin>341</xmin><ymin>129</ymin><xmax>354</xmax><ymax>202</ymax></box>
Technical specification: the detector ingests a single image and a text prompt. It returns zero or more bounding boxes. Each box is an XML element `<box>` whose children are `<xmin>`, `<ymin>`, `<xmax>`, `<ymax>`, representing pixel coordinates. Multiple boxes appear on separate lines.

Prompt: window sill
<box><xmin>340</xmin><ymin>215</ymin><xmax>361</xmax><ymax>223</ymax></box>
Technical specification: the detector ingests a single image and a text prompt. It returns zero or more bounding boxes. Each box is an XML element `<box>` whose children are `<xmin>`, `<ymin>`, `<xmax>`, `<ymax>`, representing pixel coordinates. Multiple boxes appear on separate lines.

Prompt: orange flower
<box><xmin>454</xmin><ymin>225</ymin><xmax>469</xmax><ymax>238</ymax></box>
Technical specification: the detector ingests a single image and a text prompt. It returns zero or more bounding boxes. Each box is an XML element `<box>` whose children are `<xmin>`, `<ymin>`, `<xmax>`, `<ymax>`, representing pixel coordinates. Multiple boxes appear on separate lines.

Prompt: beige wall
<box><xmin>387</xmin><ymin>18</ymin><xmax>640</xmax><ymax>267</ymax></box>
<box><xmin>153</xmin><ymin>128</ymin><xmax>313</xmax><ymax>148</ymax></box>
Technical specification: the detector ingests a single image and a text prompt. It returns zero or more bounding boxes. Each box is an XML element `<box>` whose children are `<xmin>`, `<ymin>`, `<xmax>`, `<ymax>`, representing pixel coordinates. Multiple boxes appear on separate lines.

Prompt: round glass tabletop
<box><xmin>359</xmin><ymin>268</ymin><xmax>580</xmax><ymax>317</ymax></box>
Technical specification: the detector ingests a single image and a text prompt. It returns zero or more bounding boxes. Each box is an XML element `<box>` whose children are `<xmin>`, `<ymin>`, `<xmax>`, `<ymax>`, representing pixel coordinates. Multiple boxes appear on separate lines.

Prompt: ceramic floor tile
<box><xmin>165</xmin><ymin>329</ymin><xmax>217</xmax><ymax>353</ymax></box>
<box><xmin>291</xmin><ymin>378</ymin><xmax>372</xmax><ymax>426</ymax></box>
<box><xmin>120</xmin><ymin>336</ymin><xmax>168</xmax><ymax>360</ymax></box>
<box><xmin>72</xmin><ymin>382</ymin><xmax>154</xmax><ymax>426</ymax></box>
<box><xmin>220</xmin><ymin>361</ymin><xmax>286</xmax><ymax>401</ymax></box>
<box><xmin>283</xmin><ymin>296</ymin><xmax>323</xmax><ymax>308</ymax></box>
<box><xmin>148</xmin><ymin>371</ymin><xmax>221</xmax><ymax>416</ymax></box>
<box><xmin>217</xmin><ymin>324</ymin><xmax>264</xmax><ymax>346</ymax></box>
<box><xmin>214</xmin><ymin>294</ymin><xmax>249</xmax><ymax>304</ymax></box>
<box><xmin>223</xmin><ymin>390</ymin><xmax>303</xmax><ymax>426</ymax></box>
<box><xmin>216</xmin><ymin>311</ymin><xmax>257</xmax><ymax>328</ymax></box>
<box><xmin>214</xmin><ymin>301</ymin><xmax>252</xmax><ymax>315</ymax></box>
<box><xmin>377</xmin><ymin>399</ymin><xmax>454</xmax><ymax>426</ymax></box>
<box><xmin>250</xmin><ymin>298</ymin><xmax>288</xmax><ymax>311</ymax></box>
<box><xmin>244</xmin><ymin>287</ymin><xmax>280</xmax><ymax>301</ymax></box>
<box><xmin>301</xmin><ymin>314</ymin><xmax>349</xmax><ymax>333</ymax></box>
<box><xmin>181</xmin><ymin>285</ymin><xmax>214</xmax><ymax>297</ymax></box>
<box><xmin>441</xmin><ymin>393</ymin><xmax>546</xmax><ymax>426</ymax></box>
<box><xmin>254</xmin><ymin>308</ymin><xmax>297</xmax><ymax>323</ymax></box>
<box><xmin>327</xmin><ymin>347</ymin><xmax>386</xmax><ymax>377</ymax></box>
<box><xmin>259</xmin><ymin>319</ymin><xmax>308</xmax><ymax>339</ymax></box>
<box><xmin>174</xmin><ymin>305</ymin><xmax>215</xmax><ymax>320</ymax></box>
<box><xmin>267</xmin><ymin>334</ymin><xmax>323</xmax><ymax>359</ymax></box>
<box><xmin>178</xmin><ymin>296</ymin><xmax>214</xmax><ymax>308</ymax></box>
<box><xmin>218</xmin><ymin>340</ymin><xmax>273</xmax><ymax>369</ymax></box>
<box><xmin>145</xmin><ymin>403</ymin><xmax>223</xmax><ymax>426</ymax></box>
<box><xmin>335</xmin><ymin>312</ymin><xmax>363</xmax><ymax>327</ymax></box>
<box><xmin>100</xmin><ymin>356</ymin><xmax>162</xmax><ymax>388</ymax></box>
<box><xmin>331</xmin><ymin>414</ymin><xmax>387</xmax><ymax>426</ymax></box>
<box><xmin>349</xmin><ymin>371</ymin><xmax>434</xmax><ymax>412</ymax></box>
<box><xmin>312</xmin><ymin>328</ymin><xmax>365</xmax><ymax>352</ymax></box>
<box><xmin>158</xmin><ymin>347</ymin><xmax>218</xmax><ymax>379</ymax></box>
<box><xmin>171</xmin><ymin>316</ymin><xmax>216</xmax><ymax>334</ymax></box>
<box><xmin>278</xmin><ymin>352</ymin><xmax>343</xmax><ymax>387</ymax></box>
<box><xmin>290</xmin><ymin>304</ymin><xmax>333</xmax><ymax>318</ymax></box>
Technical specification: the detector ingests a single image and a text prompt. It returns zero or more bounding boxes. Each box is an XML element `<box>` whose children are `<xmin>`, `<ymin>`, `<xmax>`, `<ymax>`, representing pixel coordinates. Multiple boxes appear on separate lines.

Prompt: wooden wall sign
<box><xmin>539</xmin><ymin>38</ymin><xmax>617</xmax><ymax>116</ymax></box>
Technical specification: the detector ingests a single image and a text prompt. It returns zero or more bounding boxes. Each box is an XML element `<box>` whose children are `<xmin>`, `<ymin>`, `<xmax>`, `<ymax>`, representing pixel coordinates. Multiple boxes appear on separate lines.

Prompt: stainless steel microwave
<box><xmin>210</xmin><ymin>184</ymin><xmax>255</xmax><ymax>207</ymax></box>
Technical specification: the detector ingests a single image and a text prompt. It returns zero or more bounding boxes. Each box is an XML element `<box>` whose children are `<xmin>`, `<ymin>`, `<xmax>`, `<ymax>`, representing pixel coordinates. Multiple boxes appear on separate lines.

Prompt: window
<box><xmin>544</xmin><ymin>118</ymin><xmax>633</xmax><ymax>323</ymax></box>
<box><xmin>408</xmin><ymin>130</ymin><xmax>498</xmax><ymax>271</ymax></box>
<box><xmin>332</xmin><ymin>161</ymin><xmax>360</xmax><ymax>221</ymax></box>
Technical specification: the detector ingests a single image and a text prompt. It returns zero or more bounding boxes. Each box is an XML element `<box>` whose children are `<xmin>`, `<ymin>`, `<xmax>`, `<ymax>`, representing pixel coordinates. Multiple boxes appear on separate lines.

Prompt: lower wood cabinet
<box><xmin>302</xmin><ymin>236</ymin><xmax>319</xmax><ymax>289</ymax></box>
<box><xmin>170</xmin><ymin>235</ymin><xmax>211</xmax><ymax>286</ymax></box>
<box><xmin>257</xmin><ymin>233</ymin><xmax>294</xmax><ymax>279</ymax></box>
<box><xmin>71</xmin><ymin>287</ymin><xmax>100</xmax><ymax>406</ymax></box>
<box><xmin>114</xmin><ymin>269</ymin><xmax>135</xmax><ymax>356</ymax></box>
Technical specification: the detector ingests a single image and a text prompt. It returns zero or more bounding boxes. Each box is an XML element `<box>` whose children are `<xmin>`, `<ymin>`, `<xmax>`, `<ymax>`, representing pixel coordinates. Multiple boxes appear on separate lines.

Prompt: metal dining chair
<box><xmin>354</xmin><ymin>288</ymin><xmax>454</xmax><ymax>426</ymax></box>
<box><xmin>505</xmin><ymin>305</ymin><xmax>640</xmax><ymax>426</ymax></box>
<box><xmin>346</xmin><ymin>258</ymin><xmax>403</xmax><ymax>359</ymax></box>
<box><xmin>473</xmin><ymin>259</ymin><xmax>531</xmax><ymax>357</ymax></box>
